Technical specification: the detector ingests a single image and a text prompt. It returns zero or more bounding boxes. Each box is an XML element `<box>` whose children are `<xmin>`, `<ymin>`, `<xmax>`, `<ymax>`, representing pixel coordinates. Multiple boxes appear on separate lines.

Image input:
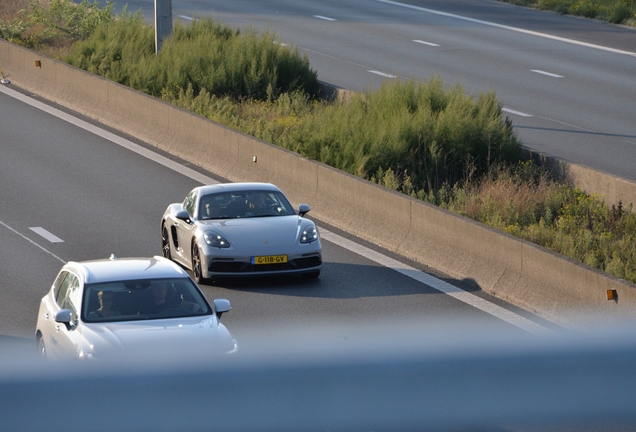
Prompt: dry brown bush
<box><xmin>0</xmin><ymin>0</ymin><xmax>29</xmax><ymax>20</ymax></box>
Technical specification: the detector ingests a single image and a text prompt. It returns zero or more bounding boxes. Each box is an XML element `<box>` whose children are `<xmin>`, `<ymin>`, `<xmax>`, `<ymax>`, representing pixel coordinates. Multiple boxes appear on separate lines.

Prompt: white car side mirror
<box><xmin>55</xmin><ymin>309</ymin><xmax>71</xmax><ymax>324</ymax></box>
<box><xmin>213</xmin><ymin>299</ymin><xmax>231</xmax><ymax>319</ymax></box>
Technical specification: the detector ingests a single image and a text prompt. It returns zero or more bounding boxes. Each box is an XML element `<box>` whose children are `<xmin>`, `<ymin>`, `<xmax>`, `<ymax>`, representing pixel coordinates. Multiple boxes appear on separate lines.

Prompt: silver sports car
<box><xmin>35</xmin><ymin>255</ymin><xmax>236</xmax><ymax>361</ymax></box>
<box><xmin>161</xmin><ymin>183</ymin><xmax>322</xmax><ymax>283</ymax></box>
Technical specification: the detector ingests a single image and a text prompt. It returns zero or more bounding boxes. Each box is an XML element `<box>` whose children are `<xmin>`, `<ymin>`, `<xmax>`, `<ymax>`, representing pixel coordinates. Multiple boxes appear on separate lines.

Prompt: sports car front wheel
<box><xmin>192</xmin><ymin>241</ymin><xmax>206</xmax><ymax>284</ymax></box>
<box><xmin>161</xmin><ymin>225</ymin><xmax>171</xmax><ymax>260</ymax></box>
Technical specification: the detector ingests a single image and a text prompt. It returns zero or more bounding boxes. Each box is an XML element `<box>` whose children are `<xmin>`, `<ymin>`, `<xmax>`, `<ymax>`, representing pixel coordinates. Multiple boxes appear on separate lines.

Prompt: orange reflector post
<box><xmin>35</xmin><ymin>60</ymin><xmax>41</xmax><ymax>67</ymax></box>
<box><xmin>607</xmin><ymin>289</ymin><xmax>616</xmax><ymax>300</ymax></box>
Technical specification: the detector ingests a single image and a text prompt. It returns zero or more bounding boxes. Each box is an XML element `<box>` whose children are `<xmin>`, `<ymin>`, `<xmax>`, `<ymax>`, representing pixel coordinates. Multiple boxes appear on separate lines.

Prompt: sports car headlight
<box><xmin>300</xmin><ymin>225</ymin><xmax>319</xmax><ymax>244</ymax></box>
<box><xmin>204</xmin><ymin>231</ymin><xmax>230</xmax><ymax>248</ymax></box>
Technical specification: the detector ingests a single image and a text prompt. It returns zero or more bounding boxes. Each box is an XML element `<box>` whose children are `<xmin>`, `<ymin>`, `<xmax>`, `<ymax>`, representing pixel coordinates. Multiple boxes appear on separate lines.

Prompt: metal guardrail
<box><xmin>2</xmin><ymin>319</ymin><xmax>636</xmax><ymax>432</ymax></box>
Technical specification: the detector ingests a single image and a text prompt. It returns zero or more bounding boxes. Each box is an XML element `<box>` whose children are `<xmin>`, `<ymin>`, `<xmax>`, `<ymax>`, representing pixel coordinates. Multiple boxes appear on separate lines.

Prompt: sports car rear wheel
<box><xmin>192</xmin><ymin>241</ymin><xmax>206</xmax><ymax>284</ymax></box>
<box><xmin>161</xmin><ymin>225</ymin><xmax>171</xmax><ymax>260</ymax></box>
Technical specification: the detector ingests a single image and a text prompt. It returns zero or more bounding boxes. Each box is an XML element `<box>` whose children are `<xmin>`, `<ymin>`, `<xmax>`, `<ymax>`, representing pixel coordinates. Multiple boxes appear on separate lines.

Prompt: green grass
<box><xmin>66</xmin><ymin>17</ymin><xmax>319</xmax><ymax>100</ymax></box>
<box><xmin>499</xmin><ymin>0</ymin><xmax>636</xmax><ymax>25</ymax></box>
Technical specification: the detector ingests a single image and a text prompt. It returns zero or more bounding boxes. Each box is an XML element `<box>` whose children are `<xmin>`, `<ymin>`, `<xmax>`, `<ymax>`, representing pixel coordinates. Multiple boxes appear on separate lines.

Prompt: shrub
<box><xmin>67</xmin><ymin>17</ymin><xmax>318</xmax><ymax>100</ymax></box>
<box><xmin>0</xmin><ymin>0</ymin><xmax>115</xmax><ymax>51</ymax></box>
<box><xmin>440</xmin><ymin>162</ymin><xmax>636</xmax><ymax>283</ymax></box>
<box><xmin>284</xmin><ymin>78</ymin><xmax>521</xmax><ymax>194</ymax></box>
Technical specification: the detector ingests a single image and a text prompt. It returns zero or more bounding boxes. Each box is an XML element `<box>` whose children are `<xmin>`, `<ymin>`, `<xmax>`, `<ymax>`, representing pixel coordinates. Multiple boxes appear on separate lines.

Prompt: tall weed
<box><xmin>441</xmin><ymin>162</ymin><xmax>636</xmax><ymax>283</ymax></box>
<box><xmin>68</xmin><ymin>17</ymin><xmax>318</xmax><ymax>100</ymax></box>
<box><xmin>0</xmin><ymin>0</ymin><xmax>115</xmax><ymax>52</ymax></box>
<box><xmin>281</xmin><ymin>79</ymin><xmax>521</xmax><ymax>194</ymax></box>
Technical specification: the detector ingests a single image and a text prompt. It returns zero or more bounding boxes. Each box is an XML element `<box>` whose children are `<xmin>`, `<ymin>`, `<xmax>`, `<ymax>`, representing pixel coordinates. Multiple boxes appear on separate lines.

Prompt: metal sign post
<box><xmin>154</xmin><ymin>0</ymin><xmax>172</xmax><ymax>54</ymax></box>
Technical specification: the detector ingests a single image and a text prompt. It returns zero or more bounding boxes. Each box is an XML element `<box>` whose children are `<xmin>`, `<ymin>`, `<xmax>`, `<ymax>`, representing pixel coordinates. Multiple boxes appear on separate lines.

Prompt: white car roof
<box><xmin>197</xmin><ymin>182</ymin><xmax>281</xmax><ymax>196</ymax></box>
<box><xmin>64</xmin><ymin>256</ymin><xmax>189</xmax><ymax>284</ymax></box>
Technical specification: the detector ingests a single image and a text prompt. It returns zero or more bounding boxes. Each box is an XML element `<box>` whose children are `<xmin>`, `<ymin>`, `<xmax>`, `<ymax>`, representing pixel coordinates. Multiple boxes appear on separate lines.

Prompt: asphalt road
<box><xmin>0</xmin><ymin>83</ymin><xmax>559</xmax><ymax>358</ymax></box>
<box><xmin>103</xmin><ymin>0</ymin><xmax>636</xmax><ymax>182</ymax></box>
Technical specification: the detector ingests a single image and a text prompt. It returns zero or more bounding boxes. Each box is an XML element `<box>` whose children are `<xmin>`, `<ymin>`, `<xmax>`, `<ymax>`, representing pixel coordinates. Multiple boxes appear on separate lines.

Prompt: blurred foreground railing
<box><xmin>2</xmin><ymin>319</ymin><xmax>636</xmax><ymax>432</ymax></box>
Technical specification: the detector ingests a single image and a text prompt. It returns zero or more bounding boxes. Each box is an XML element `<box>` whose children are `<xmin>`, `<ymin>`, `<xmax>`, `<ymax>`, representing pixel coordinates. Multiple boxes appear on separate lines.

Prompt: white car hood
<box><xmin>80</xmin><ymin>316</ymin><xmax>236</xmax><ymax>360</ymax></box>
<box><xmin>200</xmin><ymin>215</ymin><xmax>304</xmax><ymax>247</ymax></box>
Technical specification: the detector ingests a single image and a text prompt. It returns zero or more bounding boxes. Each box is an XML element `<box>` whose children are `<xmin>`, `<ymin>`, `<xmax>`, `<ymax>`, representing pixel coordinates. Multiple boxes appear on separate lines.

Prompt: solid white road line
<box><xmin>0</xmin><ymin>83</ymin><xmax>554</xmax><ymax>334</ymax></box>
<box><xmin>0</xmin><ymin>221</ymin><xmax>65</xmax><ymax>263</ymax></box>
<box><xmin>0</xmin><ymin>85</ymin><xmax>213</xmax><ymax>186</ymax></box>
<box><xmin>531</xmin><ymin>70</ymin><xmax>564</xmax><ymax>78</ymax></box>
<box><xmin>178</xmin><ymin>15</ymin><xmax>193</xmax><ymax>21</ymax></box>
<box><xmin>29</xmin><ymin>227</ymin><xmax>64</xmax><ymax>243</ymax></box>
<box><xmin>320</xmin><ymin>229</ymin><xmax>553</xmax><ymax>336</ymax></box>
<box><xmin>377</xmin><ymin>0</ymin><xmax>636</xmax><ymax>58</ymax></box>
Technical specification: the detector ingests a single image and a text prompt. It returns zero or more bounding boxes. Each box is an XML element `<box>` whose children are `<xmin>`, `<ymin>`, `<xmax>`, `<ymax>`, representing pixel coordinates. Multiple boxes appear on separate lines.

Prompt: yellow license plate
<box><xmin>252</xmin><ymin>255</ymin><xmax>288</xmax><ymax>265</ymax></box>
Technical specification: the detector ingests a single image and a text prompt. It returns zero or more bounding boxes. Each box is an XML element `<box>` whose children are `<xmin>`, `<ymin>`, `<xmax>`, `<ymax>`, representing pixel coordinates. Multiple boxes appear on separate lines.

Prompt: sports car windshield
<box><xmin>82</xmin><ymin>278</ymin><xmax>212</xmax><ymax>323</ymax></box>
<box><xmin>199</xmin><ymin>190</ymin><xmax>296</xmax><ymax>220</ymax></box>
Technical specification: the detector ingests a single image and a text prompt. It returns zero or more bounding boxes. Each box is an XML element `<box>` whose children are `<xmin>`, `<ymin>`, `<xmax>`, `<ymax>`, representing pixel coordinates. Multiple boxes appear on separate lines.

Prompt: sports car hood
<box><xmin>200</xmin><ymin>215</ymin><xmax>307</xmax><ymax>247</ymax></box>
<box><xmin>79</xmin><ymin>316</ymin><xmax>237</xmax><ymax>361</ymax></box>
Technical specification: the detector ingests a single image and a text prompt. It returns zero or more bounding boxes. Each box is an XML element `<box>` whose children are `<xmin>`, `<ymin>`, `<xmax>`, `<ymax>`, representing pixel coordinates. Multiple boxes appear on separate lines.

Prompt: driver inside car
<box><xmin>246</xmin><ymin>193</ymin><xmax>267</xmax><ymax>216</ymax></box>
<box><xmin>139</xmin><ymin>281</ymin><xmax>201</xmax><ymax>315</ymax></box>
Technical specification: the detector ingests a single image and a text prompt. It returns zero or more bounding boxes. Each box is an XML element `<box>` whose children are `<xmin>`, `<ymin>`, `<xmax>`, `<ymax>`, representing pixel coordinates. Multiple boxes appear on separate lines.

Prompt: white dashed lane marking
<box><xmin>314</xmin><ymin>15</ymin><xmax>337</xmax><ymax>21</ymax></box>
<box><xmin>0</xmin><ymin>221</ymin><xmax>65</xmax><ymax>263</ymax></box>
<box><xmin>413</xmin><ymin>40</ymin><xmax>440</xmax><ymax>47</ymax></box>
<box><xmin>531</xmin><ymin>70</ymin><xmax>564</xmax><ymax>78</ymax></box>
<box><xmin>378</xmin><ymin>0</ymin><xmax>636</xmax><ymax>58</ymax></box>
<box><xmin>368</xmin><ymin>70</ymin><xmax>397</xmax><ymax>78</ymax></box>
<box><xmin>503</xmin><ymin>107</ymin><xmax>533</xmax><ymax>117</ymax></box>
<box><xmin>29</xmin><ymin>227</ymin><xmax>64</xmax><ymax>243</ymax></box>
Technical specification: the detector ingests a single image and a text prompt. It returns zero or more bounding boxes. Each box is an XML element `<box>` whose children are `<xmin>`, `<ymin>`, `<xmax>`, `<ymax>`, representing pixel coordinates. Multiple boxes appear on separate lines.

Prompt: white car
<box><xmin>161</xmin><ymin>182</ymin><xmax>322</xmax><ymax>283</ymax></box>
<box><xmin>35</xmin><ymin>255</ymin><xmax>236</xmax><ymax>361</ymax></box>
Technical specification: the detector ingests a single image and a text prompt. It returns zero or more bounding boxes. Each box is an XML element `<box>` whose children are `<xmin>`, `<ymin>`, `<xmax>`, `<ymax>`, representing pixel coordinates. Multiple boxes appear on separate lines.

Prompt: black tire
<box><xmin>192</xmin><ymin>241</ymin><xmax>206</xmax><ymax>284</ymax></box>
<box><xmin>161</xmin><ymin>225</ymin><xmax>171</xmax><ymax>260</ymax></box>
<box><xmin>301</xmin><ymin>270</ymin><xmax>320</xmax><ymax>279</ymax></box>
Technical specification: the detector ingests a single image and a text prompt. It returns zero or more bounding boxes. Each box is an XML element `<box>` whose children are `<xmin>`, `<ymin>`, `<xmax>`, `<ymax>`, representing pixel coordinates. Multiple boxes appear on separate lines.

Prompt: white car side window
<box><xmin>65</xmin><ymin>276</ymin><xmax>81</xmax><ymax>325</ymax></box>
<box><xmin>55</xmin><ymin>272</ymin><xmax>72</xmax><ymax>306</ymax></box>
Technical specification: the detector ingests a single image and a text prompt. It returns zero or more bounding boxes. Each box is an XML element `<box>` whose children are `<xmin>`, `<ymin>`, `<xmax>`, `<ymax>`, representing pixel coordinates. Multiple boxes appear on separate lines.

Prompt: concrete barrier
<box><xmin>523</xmin><ymin>148</ymin><xmax>636</xmax><ymax>210</ymax></box>
<box><xmin>2</xmin><ymin>39</ymin><xmax>635</xmax><ymax>328</ymax></box>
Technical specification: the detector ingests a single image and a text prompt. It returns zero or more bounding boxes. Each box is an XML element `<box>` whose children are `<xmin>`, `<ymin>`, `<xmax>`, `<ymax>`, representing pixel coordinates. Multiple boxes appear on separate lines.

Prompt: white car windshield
<box><xmin>82</xmin><ymin>278</ymin><xmax>211</xmax><ymax>323</ymax></box>
<box><xmin>199</xmin><ymin>190</ymin><xmax>296</xmax><ymax>219</ymax></box>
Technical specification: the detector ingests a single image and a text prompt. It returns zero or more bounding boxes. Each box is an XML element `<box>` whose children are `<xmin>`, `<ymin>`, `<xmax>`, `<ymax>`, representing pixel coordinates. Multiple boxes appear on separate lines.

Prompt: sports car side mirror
<box><xmin>213</xmin><ymin>299</ymin><xmax>231</xmax><ymax>319</ymax></box>
<box><xmin>298</xmin><ymin>204</ymin><xmax>311</xmax><ymax>217</ymax></box>
<box><xmin>175</xmin><ymin>210</ymin><xmax>191</xmax><ymax>222</ymax></box>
